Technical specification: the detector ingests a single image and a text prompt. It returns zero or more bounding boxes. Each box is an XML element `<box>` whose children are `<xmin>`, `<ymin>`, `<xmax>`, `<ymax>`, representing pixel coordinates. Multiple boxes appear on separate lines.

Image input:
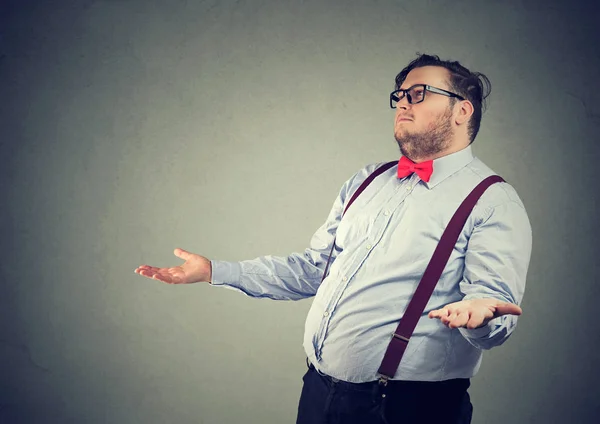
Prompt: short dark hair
<box><xmin>394</xmin><ymin>53</ymin><xmax>492</xmax><ymax>143</ymax></box>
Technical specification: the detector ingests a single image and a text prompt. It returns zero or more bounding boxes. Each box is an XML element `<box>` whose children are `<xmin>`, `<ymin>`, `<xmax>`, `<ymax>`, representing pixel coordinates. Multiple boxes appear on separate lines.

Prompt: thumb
<box><xmin>174</xmin><ymin>248</ymin><xmax>192</xmax><ymax>261</ymax></box>
<box><xmin>494</xmin><ymin>302</ymin><xmax>523</xmax><ymax>317</ymax></box>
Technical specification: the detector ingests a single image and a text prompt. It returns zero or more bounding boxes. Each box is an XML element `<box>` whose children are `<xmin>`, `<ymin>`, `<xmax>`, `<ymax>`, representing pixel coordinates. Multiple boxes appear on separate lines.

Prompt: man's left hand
<box><xmin>428</xmin><ymin>298</ymin><xmax>522</xmax><ymax>329</ymax></box>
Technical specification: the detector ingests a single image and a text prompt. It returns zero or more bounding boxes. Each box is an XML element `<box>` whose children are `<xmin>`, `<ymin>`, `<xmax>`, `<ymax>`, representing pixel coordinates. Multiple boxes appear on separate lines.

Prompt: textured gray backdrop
<box><xmin>1</xmin><ymin>0</ymin><xmax>599</xmax><ymax>423</ymax></box>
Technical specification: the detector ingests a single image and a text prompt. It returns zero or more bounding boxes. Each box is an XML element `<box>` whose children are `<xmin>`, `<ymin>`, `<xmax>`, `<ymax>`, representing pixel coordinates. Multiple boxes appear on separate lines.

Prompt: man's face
<box><xmin>393</xmin><ymin>66</ymin><xmax>456</xmax><ymax>161</ymax></box>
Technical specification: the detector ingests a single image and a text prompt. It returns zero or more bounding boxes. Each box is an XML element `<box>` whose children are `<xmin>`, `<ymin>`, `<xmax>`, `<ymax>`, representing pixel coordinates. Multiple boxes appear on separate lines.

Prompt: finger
<box><xmin>152</xmin><ymin>273</ymin><xmax>174</xmax><ymax>284</ymax></box>
<box><xmin>443</xmin><ymin>308</ymin><xmax>462</xmax><ymax>325</ymax></box>
<box><xmin>138</xmin><ymin>268</ymin><xmax>172</xmax><ymax>281</ymax></box>
<box><xmin>494</xmin><ymin>303</ymin><xmax>522</xmax><ymax>317</ymax></box>
<box><xmin>142</xmin><ymin>267</ymin><xmax>166</xmax><ymax>276</ymax></box>
<box><xmin>466</xmin><ymin>309</ymin><xmax>488</xmax><ymax>329</ymax></box>
<box><xmin>429</xmin><ymin>308</ymin><xmax>450</xmax><ymax>319</ymax></box>
<box><xmin>174</xmin><ymin>248</ymin><xmax>191</xmax><ymax>260</ymax></box>
<box><xmin>428</xmin><ymin>309</ymin><xmax>443</xmax><ymax>318</ymax></box>
<box><xmin>136</xmin><ymin>268</ymin><xmax>157</xmax><ymax>278</ymax></box>
<box><xmin>134</xmin><ymin>265</ymin><xmax>152</xmax><ymax>273</ymax></box>
<box><xmin>135</xmin><ymin>266</ymin><xmax>161</xmax><ymax>274</ymax></box>
<box><xmin>449</xmin><ymin>311</ymin><xmax>470</xmax><ymax>328</ymax></box>
<box><xmin>440</xmin><ymin>302</ymin><xmax>461</xmax><ymax>317</ymax></box>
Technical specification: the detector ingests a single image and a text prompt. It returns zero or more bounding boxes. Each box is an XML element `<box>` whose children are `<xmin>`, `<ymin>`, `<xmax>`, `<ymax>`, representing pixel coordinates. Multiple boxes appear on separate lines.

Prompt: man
<box><xmin>134</xmin><ymin>54</ymin><xmax>532</xmax><ymax>423</ymax></box>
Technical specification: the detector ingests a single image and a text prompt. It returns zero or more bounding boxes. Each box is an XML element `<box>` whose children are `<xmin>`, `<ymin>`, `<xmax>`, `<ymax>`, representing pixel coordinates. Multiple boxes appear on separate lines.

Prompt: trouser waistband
<box><xmin>306</xmin><ymin>358</ymin><xmax>470</xmax><ymax>393</ymax></box>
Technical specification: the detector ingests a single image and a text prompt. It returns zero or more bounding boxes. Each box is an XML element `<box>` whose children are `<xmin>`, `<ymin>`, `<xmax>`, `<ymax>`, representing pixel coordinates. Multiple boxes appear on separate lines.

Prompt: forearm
<box><xmin>210</xmin><ymin>248</ymin><xmax>330</xmax><ymax>300</ymax></box>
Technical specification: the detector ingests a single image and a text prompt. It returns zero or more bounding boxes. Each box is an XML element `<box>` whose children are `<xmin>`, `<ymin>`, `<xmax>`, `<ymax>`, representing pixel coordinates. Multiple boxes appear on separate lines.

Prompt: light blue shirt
<box><xmin>211</xmin><ymin>146</ymin><xmax>532</xmax><ymax>383</ymax></box>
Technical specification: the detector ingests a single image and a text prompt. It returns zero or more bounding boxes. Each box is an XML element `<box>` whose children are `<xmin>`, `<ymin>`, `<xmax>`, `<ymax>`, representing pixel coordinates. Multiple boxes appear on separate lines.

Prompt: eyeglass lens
<box><xmin>391</xmin><ymin>86</ymin><xmax>425</xmax><ymax>107</ymax></box>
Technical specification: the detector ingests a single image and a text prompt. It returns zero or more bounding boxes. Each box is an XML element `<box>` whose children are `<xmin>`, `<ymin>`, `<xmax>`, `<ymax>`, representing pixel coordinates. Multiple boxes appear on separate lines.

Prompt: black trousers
<box><xmin>296</xmin><ymin>362</ymin><xmax>473</xmax><ymax>424</ymax></box>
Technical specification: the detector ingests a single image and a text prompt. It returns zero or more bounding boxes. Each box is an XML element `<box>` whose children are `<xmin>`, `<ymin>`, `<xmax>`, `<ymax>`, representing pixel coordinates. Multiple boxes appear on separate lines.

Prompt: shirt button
<box><xmin>406</xmin><ymin>186</ymin><xmax>411</xmax><ymax>191</ymax></box>
<box><xmin>384</xmin><ymin>210</ymin><xmax>390</xmax><ymax>216</ymax></box>
<box><xmin>342</xmin><ymin>276</ymin><xmax>348</xmax><ymax>282</ymax></box>
<box><xmin>323</xmin><ymin>311</ymin><xmax>329</xmax><ymax>317</ymax></box>
<box><xmin>366</xmin><ymin>244</ymin><xmax>372</xmax><ymax>250</ymax></box>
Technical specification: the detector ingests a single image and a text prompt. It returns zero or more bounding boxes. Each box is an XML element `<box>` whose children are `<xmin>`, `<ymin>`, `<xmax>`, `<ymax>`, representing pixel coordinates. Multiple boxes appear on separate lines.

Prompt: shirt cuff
<box><xmin>458</xmin><ymin>318</ymin><xmax>500</xmax><ymax>339</ymax></box>
<box><xmin>210</xmin><ymin>260</ymin><xmax>242</xmax><ymax>286</ymax></box>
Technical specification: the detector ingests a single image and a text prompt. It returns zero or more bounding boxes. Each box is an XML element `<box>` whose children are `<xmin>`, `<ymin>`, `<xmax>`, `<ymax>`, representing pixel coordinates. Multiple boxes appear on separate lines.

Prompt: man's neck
<box><xmin>411</xmin><ymin>140</ymin><xmax>470</xmax><ymax>163</ymax></box>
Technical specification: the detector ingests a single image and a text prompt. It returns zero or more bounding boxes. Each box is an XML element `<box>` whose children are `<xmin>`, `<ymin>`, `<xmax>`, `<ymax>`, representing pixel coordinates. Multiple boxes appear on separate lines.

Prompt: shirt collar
<box><xmin>422</xmin><ymin>145</ymin><xmax>474</xmax><ymax>189</ymax></box>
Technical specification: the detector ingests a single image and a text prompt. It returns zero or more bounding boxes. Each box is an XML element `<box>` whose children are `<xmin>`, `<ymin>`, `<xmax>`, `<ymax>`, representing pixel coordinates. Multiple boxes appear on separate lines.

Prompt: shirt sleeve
<box><xmin>209</xmin><ymin>165</ymin><xmax>378</xmax><ymax>301</ymax></box>
<box><xmin>458</xmin><ymin>193</ymin><xmax>533</xmax><ymax>350</ymax></box>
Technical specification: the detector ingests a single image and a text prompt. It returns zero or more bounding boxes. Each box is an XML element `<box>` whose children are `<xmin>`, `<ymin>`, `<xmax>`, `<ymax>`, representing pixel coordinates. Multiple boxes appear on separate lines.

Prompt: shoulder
<box><xmin>463</xmin><ymin>157</ymin><xmax>529</xmax><ymax>225</ymax></box>
<box><xmin>340</xmin><ymin>161</ymin><xmax>397</xmax><ymax>201</ymax></box>
<box><xmin>467</xmin><ymin>158</ymin><xmax>526</xmax><ymax>207</ymax></box>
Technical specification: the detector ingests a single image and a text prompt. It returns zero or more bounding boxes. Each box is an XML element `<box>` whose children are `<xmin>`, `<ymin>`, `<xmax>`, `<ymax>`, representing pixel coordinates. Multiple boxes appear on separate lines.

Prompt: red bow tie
<box><xmin>397</xmin><ymin>156</ymin><xmax>434</xmax><ymax>182</ymax></box>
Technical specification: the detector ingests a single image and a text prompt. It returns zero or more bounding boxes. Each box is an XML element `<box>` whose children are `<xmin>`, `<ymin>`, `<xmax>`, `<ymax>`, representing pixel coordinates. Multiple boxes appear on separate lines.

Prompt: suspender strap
<box><xmin>320</xmin><ymin>161</ymin><xmax>397</xmax><ymax>284</ymax></box>
<box><xmin>342</xmin><ymin>161</ymin><xmax>398</xmax><ymax>216</ymax></box>
<box><xmin>377</xmin><ymin>175</ymin><xmax>505</xmax><ymax>380</ymax></box>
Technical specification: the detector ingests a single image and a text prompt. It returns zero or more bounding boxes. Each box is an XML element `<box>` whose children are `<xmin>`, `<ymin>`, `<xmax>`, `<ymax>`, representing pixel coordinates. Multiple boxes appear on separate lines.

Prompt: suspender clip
<box><xmin>392</xmin><ymin>333</ymin><xmax>410</xmax><ymax>343</ymax></box>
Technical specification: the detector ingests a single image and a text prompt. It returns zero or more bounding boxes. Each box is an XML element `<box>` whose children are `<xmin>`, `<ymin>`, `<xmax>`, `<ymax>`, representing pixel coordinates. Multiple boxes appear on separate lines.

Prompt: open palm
<box><xmin>428</xmin><ymin>298</ymin><xmax>522</xmax><ymax>329</ymax></box>
<box><xmin>134</xmin><ymin>248</ymin><xmax>211</xmax><ymax>284</ymax></box>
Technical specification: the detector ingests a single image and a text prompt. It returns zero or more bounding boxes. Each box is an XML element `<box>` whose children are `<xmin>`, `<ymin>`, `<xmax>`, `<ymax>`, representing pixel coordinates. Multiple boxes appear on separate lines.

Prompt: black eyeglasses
<box><xmin>389</xmin><ymin>84</ymin><xmax>465</xmax><ymax>108</ymax></box>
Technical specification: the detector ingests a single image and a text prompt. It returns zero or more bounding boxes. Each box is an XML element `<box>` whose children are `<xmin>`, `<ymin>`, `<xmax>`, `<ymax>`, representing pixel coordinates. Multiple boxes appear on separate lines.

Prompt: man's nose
<box><xmin>396</xmin><ymin>97</ymin><xmax>411</xmax><ymax>110</ymax></box>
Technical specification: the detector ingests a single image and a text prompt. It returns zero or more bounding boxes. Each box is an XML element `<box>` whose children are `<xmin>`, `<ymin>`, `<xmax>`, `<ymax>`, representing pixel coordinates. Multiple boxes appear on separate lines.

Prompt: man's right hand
<box><xmin>134</xmin><ymin>248</ymin><xmax>212</xmax><ymax>284</ymax></box>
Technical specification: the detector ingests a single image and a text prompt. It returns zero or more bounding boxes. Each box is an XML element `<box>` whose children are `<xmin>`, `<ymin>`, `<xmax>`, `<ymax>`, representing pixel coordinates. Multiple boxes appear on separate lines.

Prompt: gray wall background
<box><xmin>2</xmin><ymin>0</ymin><xmax>599</xmax><ymax>423</ymax></box>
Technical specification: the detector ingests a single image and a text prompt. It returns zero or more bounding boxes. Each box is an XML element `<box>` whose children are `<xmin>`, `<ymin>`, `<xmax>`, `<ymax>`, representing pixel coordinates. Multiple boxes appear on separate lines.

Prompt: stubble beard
<box><xmin>394</xmin><ymin>108</ymin><xmax>454</xmax><ymax>161</ymax></box>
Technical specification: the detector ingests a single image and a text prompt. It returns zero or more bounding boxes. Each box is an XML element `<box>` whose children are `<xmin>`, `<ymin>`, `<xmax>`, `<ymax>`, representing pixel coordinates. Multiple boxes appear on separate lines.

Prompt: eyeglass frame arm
<box><xmin>389</xmin><ymin>84</ymin><xmax>465</xmax><ymax>108</ymax></box>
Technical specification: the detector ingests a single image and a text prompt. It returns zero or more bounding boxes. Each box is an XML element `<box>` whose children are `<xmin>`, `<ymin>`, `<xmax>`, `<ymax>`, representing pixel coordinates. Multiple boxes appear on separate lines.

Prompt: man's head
<box><xmin>391</xmin><ymin>54</ymin><xmax>491</xmax><ymax>162</ymax></box>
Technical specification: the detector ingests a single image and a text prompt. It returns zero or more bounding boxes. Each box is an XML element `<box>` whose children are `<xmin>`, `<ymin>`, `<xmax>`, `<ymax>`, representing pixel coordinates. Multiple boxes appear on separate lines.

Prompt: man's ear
<box><xmin>455</xmin><ymin>100</ymin><xmax>474</xmax><ymax>126</ymax></box>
